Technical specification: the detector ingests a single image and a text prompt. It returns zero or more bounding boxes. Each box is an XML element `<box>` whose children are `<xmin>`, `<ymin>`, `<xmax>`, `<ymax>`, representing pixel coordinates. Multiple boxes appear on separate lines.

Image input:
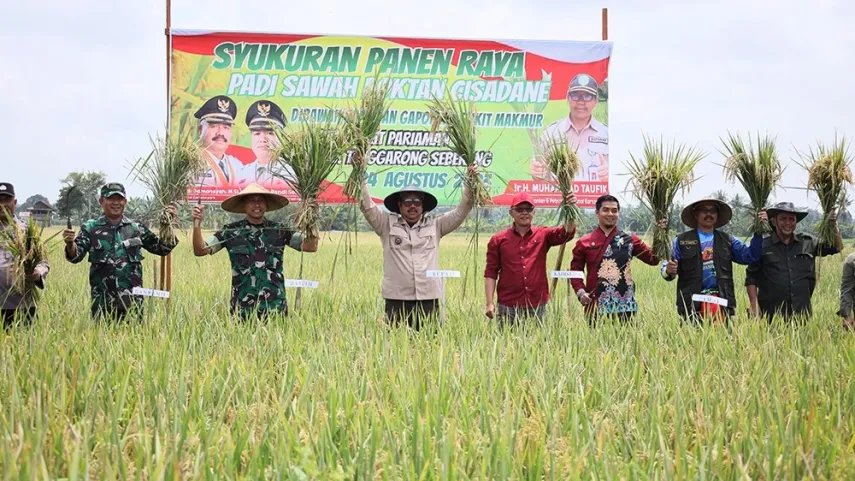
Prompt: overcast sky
<box><xmin>3</xmin><ymin>0</ymin><xmax>853</xmax><ymax>210</ymax></box>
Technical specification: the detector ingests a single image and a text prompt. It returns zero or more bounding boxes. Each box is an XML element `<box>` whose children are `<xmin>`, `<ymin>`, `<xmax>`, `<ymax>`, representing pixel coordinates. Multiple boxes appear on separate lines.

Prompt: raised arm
<box><xmin>731</xmin><ymin>233</ymin><xmax>763</xmax><ymax>265</ymax></box>
<box><xmin>436</xmin><ymin>166</ymin><xmax>478</xmax><ymax>237</ymax></box>
<box><xmin>64</xmin><ymin>223</ymin><xmax>91</xmax><ymax>264</ymax></box>
<box><xmin>359</xmin><ymin>177</ymin><xmax>385</xmax><ymax>236</ymax></box>
<box><xmin>631</xmin><ymin>234</ymin><xmax>659</xmax><ymax>266</ymax></box>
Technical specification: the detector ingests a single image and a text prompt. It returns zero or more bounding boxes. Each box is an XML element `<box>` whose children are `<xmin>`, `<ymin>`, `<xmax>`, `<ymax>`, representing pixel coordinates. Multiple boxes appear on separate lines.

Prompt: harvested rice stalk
<box><xmin>796</xmin><ymin>134</ymin><xmax>853</xmax><ymax>246</ymax></box>
<box><xmin>542</xmin><ymin>133</ymin><xmax>583</xmax><ymax>294</ymax></box>
<box><xmin>341</xmin><ymin>73</ymin><xmax>392</xmax><ymax>200</ymax></box>
<box><xmin>626</xmin><ymin>135</ymin><xmax>705</xmax><ymax>260</ymax></box>
<box><xmin>720</xmin><ymin>131</ymin><xmax>783</xmax><ymax>234</ymax></box>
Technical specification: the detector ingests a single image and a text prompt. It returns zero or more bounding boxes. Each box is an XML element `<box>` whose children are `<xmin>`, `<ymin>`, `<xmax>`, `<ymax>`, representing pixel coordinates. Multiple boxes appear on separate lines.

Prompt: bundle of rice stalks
<box><xmin>0</xmin><ymin>212</ymin><xmax>52</xmax><ymax>304</ymax></box>
<box><xmin>542</xmin><ymin>133</ymin><xmax>583</xmax><ymax>294</ymax></box>
<box><xmin>796</xmin><ymin>134</ymin><xmax>853</xmax><ymax>246</ymax></box>
<box><xmin>626</xmin><ymin>135</ymin><xmax>705</xmax><ymax>260</ymax></box>
<box><xmin>720</xmin><ymin>132</ymin><xmax>782</xmax><ymax>234</ymax></box>
<box><xmin>427</xmin><ymin>94</ymin><xmax>492</xmax><ymax>297</ymax></box>
<box><xmin>129</xmin><ymin>131</ymin><xmax>205</xmax><ymax>244</ymax></box>
<box><xmin>426</xmin><ymin>95</ymin><xmax>491</xmax><ymax>207</ymax></box>
<box><xmin>271</xmin><ymin>120</ymin><xmax>351</xmax><ymax>241</ymax></box>
<box><xmin>340</xmin><ymin>73</ymin><xmax>392</xmax><ymax>200</ymax></box>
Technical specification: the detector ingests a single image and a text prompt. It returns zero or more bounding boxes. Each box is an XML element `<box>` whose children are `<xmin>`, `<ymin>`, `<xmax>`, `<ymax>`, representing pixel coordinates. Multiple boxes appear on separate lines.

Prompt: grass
<box><xmin>2</xmin><ymin>228</ymin><xmax>855</xmax><ymax>479</ymax></box>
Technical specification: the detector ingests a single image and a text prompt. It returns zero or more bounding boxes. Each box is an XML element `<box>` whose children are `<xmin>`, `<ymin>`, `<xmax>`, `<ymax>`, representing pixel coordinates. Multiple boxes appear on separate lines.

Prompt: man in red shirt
<box><xmin>570</xmin><ymin>195</ymin><xmax>661</xmax><ymax>324</ymax></box>
<box><xmin>484</xmin><ymin>191</ymin><xmax>577</xmax><ymax>324</ymax></box>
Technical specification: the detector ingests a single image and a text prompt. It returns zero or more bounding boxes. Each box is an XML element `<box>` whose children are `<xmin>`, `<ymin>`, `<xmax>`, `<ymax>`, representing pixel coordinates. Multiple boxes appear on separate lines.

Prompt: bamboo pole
<box><xmin>162</xmin><ymin>0</ymin><xmax>174</xmax><ymax>298</ymax></box>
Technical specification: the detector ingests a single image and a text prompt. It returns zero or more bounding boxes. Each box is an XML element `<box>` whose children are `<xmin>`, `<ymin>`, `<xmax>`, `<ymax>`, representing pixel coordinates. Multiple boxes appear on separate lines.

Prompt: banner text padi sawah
<box><xmin>171</xmin><ymin>31</ymin><xmax>612</xmax><ymax>207</ymax></box>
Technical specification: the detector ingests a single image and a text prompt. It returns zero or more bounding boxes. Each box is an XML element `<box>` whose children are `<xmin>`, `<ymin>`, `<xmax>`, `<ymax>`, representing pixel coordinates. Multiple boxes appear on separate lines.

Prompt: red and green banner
<box><xmin>170</xmin><ymin>31</ymin><xmax>612</xmax><ymax>207</ymax></box>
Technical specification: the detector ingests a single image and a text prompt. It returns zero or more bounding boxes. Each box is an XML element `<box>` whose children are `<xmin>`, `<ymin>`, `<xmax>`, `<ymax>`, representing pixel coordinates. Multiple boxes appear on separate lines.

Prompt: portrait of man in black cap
<box><xmin>531</xmin><ymin>73</ymin><xmax>609</xmax><ymax>183</ymax></box>
<box><xmin>236</xmin><ymin>100</ymin><xmax>295</xmax><ymax>187</ymax></box>
<box><xmin>194</xmin><ymin>95</ymin><xmax>246</xmax><ymax>188</ymax></box>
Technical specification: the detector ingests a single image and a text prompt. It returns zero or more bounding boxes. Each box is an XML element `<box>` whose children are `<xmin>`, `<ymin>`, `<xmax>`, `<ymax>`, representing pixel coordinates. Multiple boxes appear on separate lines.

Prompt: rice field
<box><xmin>2</xmin><ymin>229</ymin><xmax>855</xmax><ymax>479</ymax></box>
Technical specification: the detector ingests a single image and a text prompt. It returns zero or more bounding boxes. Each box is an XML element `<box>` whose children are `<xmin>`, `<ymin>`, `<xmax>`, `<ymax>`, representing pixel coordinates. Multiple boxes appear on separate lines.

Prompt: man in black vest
<box><xmin>746</xmin><ymin>202</ymin><xmax>841</xmax><ymax>322</ymax></box>
<box><xmin>661</xmin><ymin>198</ymin><xmax>764</xmax><ymax>324</ymax></box>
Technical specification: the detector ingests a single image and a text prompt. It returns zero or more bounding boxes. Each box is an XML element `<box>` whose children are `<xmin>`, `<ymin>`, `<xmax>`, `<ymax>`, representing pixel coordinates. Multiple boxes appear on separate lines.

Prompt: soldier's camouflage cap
<box><xmin>100</xmin><ymin>183</ymin><xmax>126</xmax><ymax>199</ymax></box>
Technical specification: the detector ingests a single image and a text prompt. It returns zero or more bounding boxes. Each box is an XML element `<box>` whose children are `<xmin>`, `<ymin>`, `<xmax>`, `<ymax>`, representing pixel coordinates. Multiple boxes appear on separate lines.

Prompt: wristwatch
<box><xmin>575</xmin><ymin>289</ymin><xmax>587</xmax><ymax>299</ymax></box>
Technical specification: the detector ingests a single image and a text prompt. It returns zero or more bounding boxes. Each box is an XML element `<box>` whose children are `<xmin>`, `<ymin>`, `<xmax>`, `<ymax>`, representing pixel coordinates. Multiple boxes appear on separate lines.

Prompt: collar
<box><xmin>771</xmin><ymin>231</ymin><xmax>799</xmax><ymax>245</ymax></box>
<box><xmin>564</xmin><ymin>115</ymin><xmax>601</xmax><ymax>135</ymax></box>
<box><xmin>395</xmin><ymin>214</ymin><xmax>425</xmax><ymax>228</ymax></box>
<box><xmin>508</xmin><ymin>223</ymin><xmax>534</xmax><ymax>237</ymax></box>
<box><xmin>95</xmin><ymin>215</ymin><xmax>131</xmax><ymax>226</ymax></box>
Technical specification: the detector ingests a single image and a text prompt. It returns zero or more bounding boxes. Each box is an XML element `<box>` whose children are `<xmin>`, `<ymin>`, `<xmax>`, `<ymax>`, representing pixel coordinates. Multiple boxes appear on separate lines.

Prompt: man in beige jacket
<box><xmin>360</xmin><ymin>165</ymin><xmax>477</xmax><ymax>329</ymax></box>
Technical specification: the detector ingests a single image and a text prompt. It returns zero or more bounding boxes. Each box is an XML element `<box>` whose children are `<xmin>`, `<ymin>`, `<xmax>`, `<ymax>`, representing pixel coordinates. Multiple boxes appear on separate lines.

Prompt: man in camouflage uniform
<box><xmin>63</xmin><ymin>183</ymin><xmax>178</xmax><ymax>320</ymax></box>
<box><xmin>191</xmin><ymin>183</ymin><xmax>318</xmax><ymax>320</ymax></box>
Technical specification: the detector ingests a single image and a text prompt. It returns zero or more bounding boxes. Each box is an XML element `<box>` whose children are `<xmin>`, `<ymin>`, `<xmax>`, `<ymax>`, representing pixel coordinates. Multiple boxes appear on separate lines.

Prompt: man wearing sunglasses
<box><xmin>359</xmin><ymin>166</ymin><xmax>477</xmax><ymax>330</ymax></box>
<box><xmin>661</xmin><ymin>198</ymin><xmax>764</xmax><ymax>324</ymax></box>
<box><xmin>484</xmin><ymin>191</ymin><xmax>577</xmax><ymax>324</ymax></box>
<box><xmin>531</xmin><ymin>73</ymin><xmax>609</xmax><ymax>183</ymax></box>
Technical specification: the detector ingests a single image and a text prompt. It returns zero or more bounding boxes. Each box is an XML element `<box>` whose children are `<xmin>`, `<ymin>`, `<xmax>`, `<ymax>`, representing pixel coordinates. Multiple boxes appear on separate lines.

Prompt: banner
<box><xmin>170</xmin><ymin>31</ymin><xmax>612</xmax><ymax>207</ymax></box>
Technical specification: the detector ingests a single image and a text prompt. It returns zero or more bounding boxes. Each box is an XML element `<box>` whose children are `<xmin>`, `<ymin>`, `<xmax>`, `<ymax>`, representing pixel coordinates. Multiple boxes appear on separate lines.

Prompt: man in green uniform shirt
<box><xmin>63</xmin><ymin>183</ymin><xmax>178</xmax><ymax>320</ymax></box>
<box><xmin>191</xmin><ymin>183</ymin><xmax>318</xmax><ymax>319</ymax></box>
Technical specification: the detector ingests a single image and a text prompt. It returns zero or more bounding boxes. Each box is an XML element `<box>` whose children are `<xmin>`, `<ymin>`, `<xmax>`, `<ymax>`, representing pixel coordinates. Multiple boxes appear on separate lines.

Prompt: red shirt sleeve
<box><xmin>570</xmin><ymin>235</ymin><xmax>587</xmax><ymax>292</ymax></box>
<box><xmin>484</xmin><ymin>233</ymin><xmax>501</xmax><ymax>279</ymax></box>
<box><xmin>544</xmin><ymin>224</ymin><xmax>576</xmax><ymax>246</ymax></box>
<box><xmin>631</xmin><ymin>233</ymin><xmax>659</xmax><ymax>265</ymax></box>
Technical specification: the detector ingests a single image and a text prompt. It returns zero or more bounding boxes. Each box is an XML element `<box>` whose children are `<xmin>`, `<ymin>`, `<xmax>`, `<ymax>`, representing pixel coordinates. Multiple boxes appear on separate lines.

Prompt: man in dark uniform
<box><xmin>661</xmin><ymin>198</ymin><xmax>764</xmax><ymax>324</ymax></box>
<box><xmin>195</xmin><ymin>95</ymin><xmax>245</xmax><ymax>187</ymax></box>
<box><xmin>191</xmin><ymin>183</ymin><xmax>318</xmax><ymax>320</ymax></box>
<box><xmin>746</xmin><ymin>202</ymin><xmax>842</xmax><ymax>322</ymax></box>
<box><xmin>236</xmin><ymin>100</ymin><xmax>295</xmax><ymax>186</ymax></box>
<box><xmin>63</xmin><ymin>183</ymin><xmax>178</xmax><ymax>320</ymax></box>
<box><xmin>0</xmin><ymin>182</ymin><xmax>49</xmax><ymax>327</ymax></box>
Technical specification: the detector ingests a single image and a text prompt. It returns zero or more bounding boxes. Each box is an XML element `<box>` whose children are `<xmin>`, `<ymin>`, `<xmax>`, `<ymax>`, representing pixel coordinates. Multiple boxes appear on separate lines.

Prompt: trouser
<box><xmin>384</xmin><ymin>299</ymin><xmax>439</xmax><ymax>330</ymax></box>
<box><xmin>235</xmin><ymin>303</ymin><xmax>289</xmax><ymax>322</ymax></box>
<box><xmin>761</xmin><ymin>301</ymin><xmax>811</xmax><ymax>325</ymax></box>
<box><xmin>2</xmin><ymin>307</ymin><xmax>37</xmax><ymax>329</ymax></box>
<box><xmin>496</xmin><ymin>303</ymin><xmax>546</xmax><ymax>325</ymax></box>
<box><xmin>586</xmin><ymin>310</ymin><xmax>636</xmax><ymax>327</ymax></box>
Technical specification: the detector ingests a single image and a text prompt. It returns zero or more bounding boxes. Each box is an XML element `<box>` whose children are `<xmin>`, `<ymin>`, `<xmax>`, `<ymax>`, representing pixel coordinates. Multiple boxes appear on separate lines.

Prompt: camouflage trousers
<box><xmin>90</xmin><ymin>290</ymin><xmax>144</xmax><ymax>322</ymax></box>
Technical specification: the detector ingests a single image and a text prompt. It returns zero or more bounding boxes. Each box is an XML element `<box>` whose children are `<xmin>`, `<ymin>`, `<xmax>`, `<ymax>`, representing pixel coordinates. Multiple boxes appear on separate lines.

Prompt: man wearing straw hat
<box><xmin>530</xmin><ymin>73</ymin><xmax>609</xmax><ymax>183</ymax></box>
<box><xmin>195</xmin><ymin>95</ymin><xmax>246</xmax><ymax>188</ymax></box>
<box><xmin>63</xmin><ymin>183</ymin><xmax>178</xmax><ymax>321</ymax></box>
<box><xmin>236</xmin><ymin>100</ymin><xmax>296</xmax><ymax>187</ymax></box>
<box><xmin>0</xmin><ymin>182</ymin><xmax>49</xmax><ymax>328</ymax></box>
<box><xmin>745</xmin><ymin>202</ymin><xmax>841</xmax><ymax>322</ymax></box>
<box><xmin>191</xmin><ymin>183</ymin><xmax>318</xmax><ymax>320</ymax></box>
<box><xmin>661</xmin><ymin>197</ymin><xmax>764</xmax><ymax>324</ymax></box>
<box><xmin>360</xmin><ymin>166</ymin><xmax>477</xmax><ymax>330</ymax></box>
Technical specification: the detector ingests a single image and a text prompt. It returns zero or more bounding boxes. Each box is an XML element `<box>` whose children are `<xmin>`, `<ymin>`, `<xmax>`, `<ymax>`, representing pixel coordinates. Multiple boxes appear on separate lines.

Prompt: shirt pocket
<box><xmin>793</xmin><ymin>252</ymin><xmax>815</xmax><ymax>275</ymax></box>
<box><xmin>228</xmin><ymin>244</ymin><xmax>254</xmax><ymax>272</ymax></box>
<box><xmin>123</xmin><ymin>237</ymin><xmax>144</xmax><ymax>263</ymax></box>
<box><xmin>389</xmin><ymin>225</ymin><xmax>409</xmax><ymax>250</ymax></box>
<box><xmin>417</xmin><ymin>225</ymin><xmax>436</xmax><ymax>250</ymax></box>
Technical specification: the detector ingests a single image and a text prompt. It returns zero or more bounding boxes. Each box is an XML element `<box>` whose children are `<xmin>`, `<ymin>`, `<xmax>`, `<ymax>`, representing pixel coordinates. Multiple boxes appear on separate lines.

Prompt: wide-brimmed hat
<box><xmin>766</xmin><ymin>202</ymin><xmax>808</xmax><ymax>222</ymax></box>
<box><xmin>681</xmin><ymin>198</ymin><xmax>733</xmax><ymax>229</ymax></box>
<box><xmin>383</xmin><ymin>185</ymin><xmax>438</xmax><ymax>214</ymax></box>
<box><xmin>221</xmin><ymin>183</ymin><xmax>289</xmax><ymax>214</ymax></box>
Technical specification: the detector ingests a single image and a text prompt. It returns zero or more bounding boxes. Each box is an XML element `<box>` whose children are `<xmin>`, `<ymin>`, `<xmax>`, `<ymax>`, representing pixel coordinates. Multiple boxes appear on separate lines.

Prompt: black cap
<box><xmin>100</xmin><ymin>182</ymin><xmax>126</xmax><ymax>199</ymax></box>
<box><xmin>246</xmin><ymin>100</ymin><xmax>286</xmax><ymax>131</ymax></box>
<box><xmin>567</xmin><ymin>73</ymin><xmax>599</xmax><ymax>96</ymax></box>
<box><xmin>194</xmin><ymin>95</ymin><xmax>238</xmax><ymax>125</ymax></box>
<box><xmin>0</xmin><ymin>183</ymin><xmax>14</xmax><ymax>198</ymax></box>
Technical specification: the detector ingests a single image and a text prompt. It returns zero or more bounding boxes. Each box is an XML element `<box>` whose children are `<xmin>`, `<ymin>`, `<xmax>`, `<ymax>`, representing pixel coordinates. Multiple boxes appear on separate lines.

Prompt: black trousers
<box><xmin>384</xmin><ymin>299</ymin><xmax>439</xmax><ymax>330</ymax></box>
<box><xmin>2</xmin><ymin>307</ymin><xmax>37</xmax><ymax>329</ymax></box>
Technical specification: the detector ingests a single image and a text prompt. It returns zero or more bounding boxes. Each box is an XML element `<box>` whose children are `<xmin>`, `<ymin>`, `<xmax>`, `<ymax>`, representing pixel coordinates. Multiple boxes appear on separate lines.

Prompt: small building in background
<box><xmin>27</xmin><ymin>200</ymin><xmax>55</xmax><ymax>227</ymax></box>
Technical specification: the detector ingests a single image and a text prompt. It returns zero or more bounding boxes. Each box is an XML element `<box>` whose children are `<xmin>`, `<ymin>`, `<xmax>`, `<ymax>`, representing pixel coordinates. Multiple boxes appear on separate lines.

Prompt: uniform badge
<box><xmin>0</xmin><ymin>185</ymin><xmax>6</xmax><ymax>191</ymax></box>
<box><xmin>257</xmin><ymin>103</ymin><xmax>270</xmax><ymax>117</ymax></box>
<box><xmin>578</xmin><ymin>75</ymin><xmax>591</xmax><ymax>86</ymax></box>
<box><xmin>217</xmin><ymin>99</ymin><xmax>230</xmax><ymax>112</ymax></box>
<box><xmin>588</xmin><ymin>136</ymin><xmax>608</xmax><ymax>144</ymax></box>
<box><xmin>679</xmin><ymin>240</ymin><xmax>699</xmax><ymax>246</ymax></box>
<box><xmin>394</xmin><ymin>237</ymin><xmax>402</xmax><ymax>245</ymax></box>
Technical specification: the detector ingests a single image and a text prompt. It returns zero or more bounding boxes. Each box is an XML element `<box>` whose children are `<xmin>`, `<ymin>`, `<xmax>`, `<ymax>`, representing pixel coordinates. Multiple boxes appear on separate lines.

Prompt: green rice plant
<box><xmin>128</xmin><ymin>131</ymin><xmax>206</xmax><ymax>245</ymax></box>
<box><xmin>541</xmin><ymin>133</ymin><xmax>583</xmax><ymax>293</ymax></box>
<box><xmin>796</xmin><ymin>133</ymin><xmax>854</xmax><ymax>246</ymax></box>
<box><xmin>0</xmin><ymin>212</ymin><xmax>53</xmax><ymax>305</ymax></box>
<box><xmin>720</xmin><ymin>131</ymin><xmax>783</xmax><ymax>234</ymax></box>
<box><xmin>626</xmin><ymin>135</ymin><xmax>705</xmax><ymax>260</ymax></box>
<box><xmin>340</xmin><ymin>72</ymin><xmax>392</xmax><ymax>201</ymax></box>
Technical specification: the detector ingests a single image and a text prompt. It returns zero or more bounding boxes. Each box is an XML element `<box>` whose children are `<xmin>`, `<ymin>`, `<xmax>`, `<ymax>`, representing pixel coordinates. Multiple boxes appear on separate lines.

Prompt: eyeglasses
<box><xmin>513</xmin><ymin>206</ymin><xmax>534</xmax><ymax>213</ymax></box>
<box><xmin>569</xmin><ymin>92</ymin><xmax>596</xmax><ymax>102</ymax></box>
<box><xmin>401</xmin><ymin>199</ymin><xmax>423</xmax><ymax>207</ymax></box>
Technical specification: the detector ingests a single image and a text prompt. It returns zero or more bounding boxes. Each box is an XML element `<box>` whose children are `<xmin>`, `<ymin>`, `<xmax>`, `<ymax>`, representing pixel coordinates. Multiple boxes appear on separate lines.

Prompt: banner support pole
<box><xmin>160</xmin><ymin>0</ymin><xmax>173</xmax><ymax>295</ymax></box>
<box><xmin>602</xmin><ymin>7</ymin><xmax>608</xmax><ymax>40</ymax></box>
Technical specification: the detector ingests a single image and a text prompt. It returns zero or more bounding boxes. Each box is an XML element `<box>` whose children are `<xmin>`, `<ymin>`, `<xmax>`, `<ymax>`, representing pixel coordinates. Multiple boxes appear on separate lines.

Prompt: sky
<box><xmin>2</xmin><ymin>0</ymin><xmax>854</xmax><ymax>210</ymax></box>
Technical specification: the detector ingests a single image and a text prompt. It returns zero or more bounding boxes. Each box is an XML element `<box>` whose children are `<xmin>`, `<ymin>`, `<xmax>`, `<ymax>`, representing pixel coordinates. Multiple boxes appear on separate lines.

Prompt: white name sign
<box><xmin>692</xmin><ymin>294</ymin><xmax>729</xmax><ymax>307</ymax></box>
<box><xmin>426</xmin><ymin>270</ymin><xmax>461</xmax><ymax>278</ymax></box>
<box><xmin>132</xmin><ymin>287</ymin><xmax>170</xmax><ymax>299</ymax></box>
<box><xmin>550</xmin><ymin>270</ymin><xmax>585</xmax><ymax>279</ymax></box>
<box><xmin>285</xmin><ymin>279</ymin><xmax>319</xmax><ymax>288</ymax></box>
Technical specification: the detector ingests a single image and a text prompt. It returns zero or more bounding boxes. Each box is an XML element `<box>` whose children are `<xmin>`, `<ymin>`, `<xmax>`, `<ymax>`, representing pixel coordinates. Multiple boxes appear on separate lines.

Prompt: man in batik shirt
<box><xmin>191</xmin><ymin>183</ymin><xmax>318</xmax><ymax>320</ymax></box>
<box><xmin>570</xmin><ymin>195</ymin><xmax>660</xmax><ymax>324</ymax></box>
